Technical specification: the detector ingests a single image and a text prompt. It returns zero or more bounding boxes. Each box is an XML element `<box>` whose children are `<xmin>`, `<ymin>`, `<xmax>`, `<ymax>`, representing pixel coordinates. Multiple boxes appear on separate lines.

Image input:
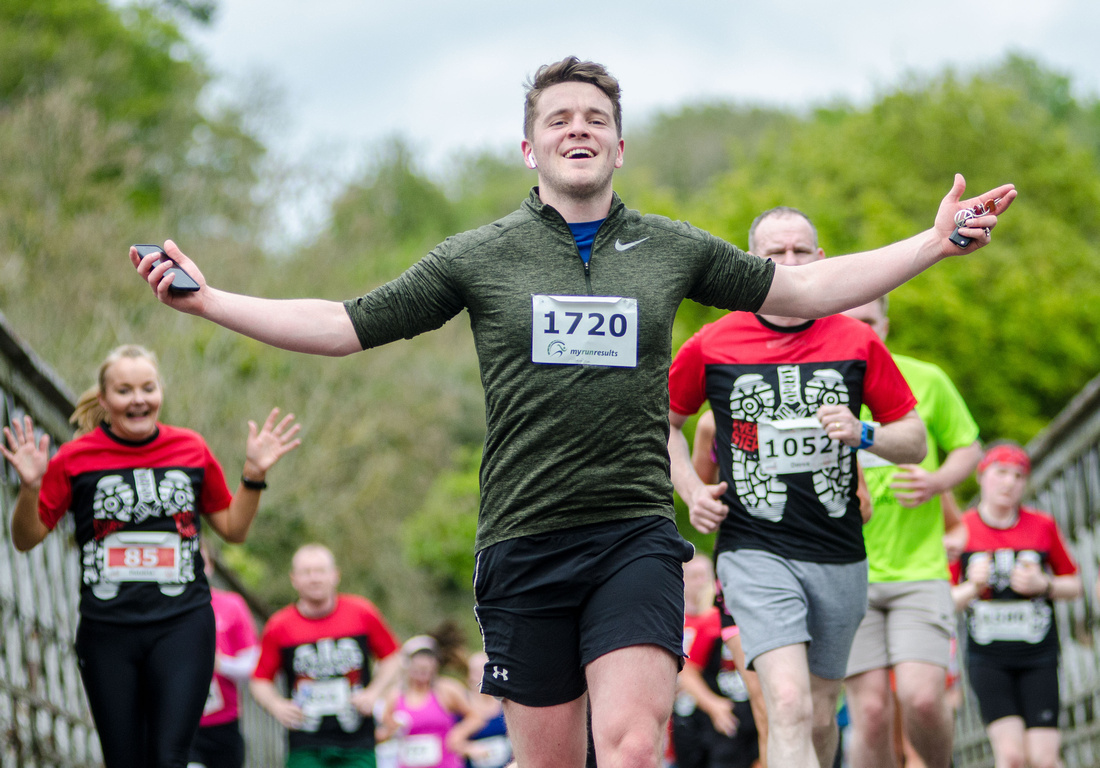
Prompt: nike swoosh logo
<box><xmin>614</xmin><ymin>237</ymin><xmax>649</xmax><ymax>252</ymax></box>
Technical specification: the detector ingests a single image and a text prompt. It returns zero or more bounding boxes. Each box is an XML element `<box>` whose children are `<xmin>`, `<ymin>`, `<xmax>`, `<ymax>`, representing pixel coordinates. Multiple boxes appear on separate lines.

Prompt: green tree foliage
<box><xmin>403</xmin><ymin>446</ymin><xmax>481</xmax><ymax>594</ymax></box>
<box><xmin>619</xmin><ymin>102</ymin><xmax>797</xmax><ymax>204</ymax></box>
<box><xmin>0</xmin><ymin>0</ymin><xmax>264</xmax><ymax>352</ymax></box>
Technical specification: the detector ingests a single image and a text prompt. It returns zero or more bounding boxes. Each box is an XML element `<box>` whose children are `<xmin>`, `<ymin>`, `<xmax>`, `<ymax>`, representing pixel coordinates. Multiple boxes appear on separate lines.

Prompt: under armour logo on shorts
<box><xmin>493</xmin><ymin>666</ymin><xmax>509</xmax><ymax>681</ymax></box>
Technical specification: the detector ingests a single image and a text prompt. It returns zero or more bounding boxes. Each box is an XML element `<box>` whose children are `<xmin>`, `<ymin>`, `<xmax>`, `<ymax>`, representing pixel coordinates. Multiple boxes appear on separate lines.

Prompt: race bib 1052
<box><xmin>757</xmin><ymin>418</ymin><xmax>841</xmax><ymax>475</ymax></box>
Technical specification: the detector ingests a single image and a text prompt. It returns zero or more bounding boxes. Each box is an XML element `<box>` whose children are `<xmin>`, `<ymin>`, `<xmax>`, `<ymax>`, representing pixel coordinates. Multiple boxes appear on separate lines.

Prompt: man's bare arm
<box><xmin>669</xmin><ymin>410</ymin><xmax>729</xmax><ymax>534</ymax></box>
<box><xmin>131</xmin><ymin>241</ymin><xmax>361</xmax><ymax>356</ymax></box>
<box><xmin>816</xmin><ymin>406</ymin><xmax>927</xmax><ymax>465</ymax></box>
<box><xmin>892</xmin><ymin>440</ymin><xmax>982</xmax><ymax>508</ymax></box>
<box><xmin>250</xmin><ymin>678</ymin><xmax>305</xmax><ymax>730</ymax></box>
<box><xmin>759</xmin><ymin>176</ymin><xmax>1016</xmax><ymax>319</ymax></box>
<box><xmin>692</xmin><ymin>410</ymin><xmax>720</xmax><ymax>485</ymax></box>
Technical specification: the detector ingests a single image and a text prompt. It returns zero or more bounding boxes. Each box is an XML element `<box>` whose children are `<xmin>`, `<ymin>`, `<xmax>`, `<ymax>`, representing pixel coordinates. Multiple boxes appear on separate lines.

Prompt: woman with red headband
<box><xmin>950</xmin><ymin>441</ymin><xmax>1081</xmax><ymax>768</ymax></box>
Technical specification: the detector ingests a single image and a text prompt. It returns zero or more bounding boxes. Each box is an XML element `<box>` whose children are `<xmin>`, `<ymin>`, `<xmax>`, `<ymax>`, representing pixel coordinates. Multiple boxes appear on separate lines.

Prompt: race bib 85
<box><xmin>102</xmin><ymin>531</ymin><xmax>182</xmax><ymax>583</ymax></box>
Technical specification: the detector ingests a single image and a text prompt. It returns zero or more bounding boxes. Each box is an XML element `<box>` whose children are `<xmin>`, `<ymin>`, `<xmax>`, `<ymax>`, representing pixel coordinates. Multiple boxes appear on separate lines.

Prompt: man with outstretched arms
<box><xmin>841</xmin><ymin>296</ymin><xmax>982</xmax><ymax>768</ymax></box>
<box><xmin>250</xmin><ymin>544</ymin><xmax>401</xmax><ymax>768</ymax></box>
<box><xmin>134</xmin><ymin>55</ymin><xmax>1013</xmax><ymax>768</ymax></box>
<box><xmin>667</xmin><ymin>206</ymin><xmax>930</xmax><ymax>768</ymax></box>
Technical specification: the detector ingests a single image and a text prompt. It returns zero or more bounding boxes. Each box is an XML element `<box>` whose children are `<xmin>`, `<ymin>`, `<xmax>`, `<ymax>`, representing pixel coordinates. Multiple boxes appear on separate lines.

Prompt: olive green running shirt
<box><xmin>345</xmin><ymin>190</ymin><xmax>774</xmax><ymax>551</ymax></box>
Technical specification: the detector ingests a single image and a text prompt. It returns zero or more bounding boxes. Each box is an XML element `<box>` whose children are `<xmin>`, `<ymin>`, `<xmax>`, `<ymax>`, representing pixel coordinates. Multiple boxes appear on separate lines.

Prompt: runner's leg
<box><xmin>844</xmin><ymin>667</ymin><xmax>895</xmax><ymax>768</ymax></box>
<box><xmin>144</xmin><ymin>605</ymin><xmax>216</xmax><ymax>768</ymax></box>
<box><xmin>753</xmin><ymin>644</ymin><xmax>817</xmax><ymax>768</ymax></box>
<box><xmin>502</xmin><ymin>696</ymin><xmax>588</xmax><ymax>768</ymax></box>
<box><xmin>587</xmin><ymin>644</ymin><xmax>678</xmax><ymax>768</ymax></box>
<box><xmin>76</xmin><ymin>618</ymin><xmax>149</xmax><ymax>768</ymax></box>
<box><xmin>809</xmin><ymin>674</ymin><xmax>843</xmax><ymax>768</ymax></box>
<box><xmin>894</xmin><ymin>661</ymin><xmax>952</xmax><ymax>768</ymax></box>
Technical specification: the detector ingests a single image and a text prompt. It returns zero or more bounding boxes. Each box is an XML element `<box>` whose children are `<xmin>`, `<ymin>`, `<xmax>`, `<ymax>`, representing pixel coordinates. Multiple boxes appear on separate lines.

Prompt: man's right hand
<box><xmin>688</xmin><ymin>482</ymin><xmax>729</xmax><ymax>534</ymax></box>
<box><xmin>965</xmin><ymin>554</ymin><xmax>991</xmax><ymax>588</ymax></box>
<box><xmin>130</xmin><ymin>239</ymin><xmax>208</xmax><ymax>314</ymax></box>
<box><xmin>268</xmin><ymin>698</ymin><xmax>306</xmax><ymax>730</ymax></box>
<box><xmin>701</xmin><ymin>695</ymin><xmax>738</xmax><ymax>737</ymax></box>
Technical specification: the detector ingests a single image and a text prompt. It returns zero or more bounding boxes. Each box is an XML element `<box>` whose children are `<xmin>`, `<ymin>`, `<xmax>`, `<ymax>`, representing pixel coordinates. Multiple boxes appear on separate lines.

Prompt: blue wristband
<box><xmin>858</xmin><ymin>422</ymin><xmax>875</xmax><ymax>450</ymax></box>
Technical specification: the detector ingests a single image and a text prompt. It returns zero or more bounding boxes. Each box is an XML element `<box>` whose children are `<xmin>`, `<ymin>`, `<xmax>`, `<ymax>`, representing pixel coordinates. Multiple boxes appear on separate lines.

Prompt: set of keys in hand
<box><xmin>950</xmin><ymin>197</ymin><xmax>1002</xmax><ymax>248</ymax></box>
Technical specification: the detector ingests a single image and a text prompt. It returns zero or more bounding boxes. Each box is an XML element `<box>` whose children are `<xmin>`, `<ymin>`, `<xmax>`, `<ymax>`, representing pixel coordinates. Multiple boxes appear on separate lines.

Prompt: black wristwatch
<box><xmin>241</xmin><ymin>475</ymin><xmax>268</xmax><ymax>491</ymax></box>
<box><xmin>858</xmin><ymin>422</ymin><xmax>875</xmax><ymax>450</ymax></box>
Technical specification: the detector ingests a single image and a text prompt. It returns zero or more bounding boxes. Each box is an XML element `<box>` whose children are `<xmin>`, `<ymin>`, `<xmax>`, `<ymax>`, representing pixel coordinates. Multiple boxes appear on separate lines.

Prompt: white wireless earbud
<box><xmin>526</xmin><ymin>153</ymin><xmax>538</xmax><ymax>169</ymax></box>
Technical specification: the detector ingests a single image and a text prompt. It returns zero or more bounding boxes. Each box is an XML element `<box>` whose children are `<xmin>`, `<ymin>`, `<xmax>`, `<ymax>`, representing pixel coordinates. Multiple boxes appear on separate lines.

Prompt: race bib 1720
<box><xmin>531</xmin><ymin>295</ymin><xmax>637</xmax><ymax>368</ymax></box>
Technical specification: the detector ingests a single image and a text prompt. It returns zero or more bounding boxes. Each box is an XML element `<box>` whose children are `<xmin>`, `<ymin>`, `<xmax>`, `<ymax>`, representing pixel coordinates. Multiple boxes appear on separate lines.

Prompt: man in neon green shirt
<box><xmin>842</xmin><ymin>296</ymin><xmax>981</xmax><ymax>768</ymax></box>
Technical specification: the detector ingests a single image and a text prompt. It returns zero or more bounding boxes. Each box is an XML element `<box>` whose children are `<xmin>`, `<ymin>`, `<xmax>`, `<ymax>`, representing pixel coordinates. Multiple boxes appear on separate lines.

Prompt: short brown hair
<box><xmin>524</xmin><ymin>57</ymin><xmax>622</xmax><ymax>140</ymax></box>
<box><xmin>748</xmin><ymin>206</ymin><xmax>818</xmax><ymax>254</ymax></box>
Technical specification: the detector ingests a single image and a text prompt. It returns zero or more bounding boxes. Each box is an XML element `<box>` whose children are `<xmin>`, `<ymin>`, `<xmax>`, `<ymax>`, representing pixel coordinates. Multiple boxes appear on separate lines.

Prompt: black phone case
<box><xmin>132</xmin><ymin>244</ymin><xmax>200</xmax><ymax>292</ymax></box>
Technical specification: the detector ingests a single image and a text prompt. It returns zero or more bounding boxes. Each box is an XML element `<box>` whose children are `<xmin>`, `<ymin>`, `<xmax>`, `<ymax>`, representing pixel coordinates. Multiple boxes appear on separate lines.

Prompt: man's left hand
<box><xmin>890</xmin><ymin>465</ymin><xmax>940</xmax><ymax>508</ymax></box>
<box><xmin>818</xmin><ymin>406</ymin><xmax>859</xmax><ymax>448</ymax></box>
<box><xmin>934</xmin><ymin>174</ymin><xmax>1017</xmax><ymax>255</ymax></box>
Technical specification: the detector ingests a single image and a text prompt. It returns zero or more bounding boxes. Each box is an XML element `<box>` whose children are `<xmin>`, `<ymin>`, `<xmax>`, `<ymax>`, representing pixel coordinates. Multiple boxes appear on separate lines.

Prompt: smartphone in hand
<box><xmin>132</xmin><ymin>244</ymin><xmax>201</xmax><ymax>292</ymax></box>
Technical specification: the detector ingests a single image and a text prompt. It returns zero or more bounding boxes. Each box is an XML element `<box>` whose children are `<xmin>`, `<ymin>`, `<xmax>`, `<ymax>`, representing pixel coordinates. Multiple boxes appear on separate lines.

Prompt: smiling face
<box><xmin>521</xmin><ymin>81</ymin><xmax>624</xmax><ymax>208</ymax></box>
<box><xmin>97</xmin><ymin>356</ymin><xmax>162</xmax><ymax>441</ymax></box>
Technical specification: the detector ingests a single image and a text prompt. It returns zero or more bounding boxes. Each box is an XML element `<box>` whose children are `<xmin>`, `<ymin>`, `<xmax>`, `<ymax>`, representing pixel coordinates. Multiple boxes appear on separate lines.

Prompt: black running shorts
<box><xmin>966</xmin><ymin>653</ymin><xmax>1061</xmax><ymax>728</ymax></box>
<box><xmin>474</xmin><ymin>516</ymin><xmax>694</xmax><ymax>707</ymax></box>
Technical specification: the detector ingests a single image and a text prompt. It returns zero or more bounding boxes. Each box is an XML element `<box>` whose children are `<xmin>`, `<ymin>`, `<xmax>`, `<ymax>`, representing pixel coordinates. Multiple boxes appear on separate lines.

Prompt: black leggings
<box><xmin>76</xmin><ymin>605</ymin><xmax>216</xmax><ymax>768</ymax></box>
<box><xmin>189</xmin><ymin>720</ymin><xmax>246</xmax><ymax>768</ymax></box>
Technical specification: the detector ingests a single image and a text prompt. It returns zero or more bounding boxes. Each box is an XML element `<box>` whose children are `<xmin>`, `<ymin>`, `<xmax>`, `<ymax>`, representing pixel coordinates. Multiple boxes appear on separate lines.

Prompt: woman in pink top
<box><xmin>380</xmin><ymin>636</ymin><xmax>472</xmax><ymax>768</ymax></box>
<box><xmin>189</xmin><ymin>541</ymin><xmax>260</xmax><ymax>768</ymax></box>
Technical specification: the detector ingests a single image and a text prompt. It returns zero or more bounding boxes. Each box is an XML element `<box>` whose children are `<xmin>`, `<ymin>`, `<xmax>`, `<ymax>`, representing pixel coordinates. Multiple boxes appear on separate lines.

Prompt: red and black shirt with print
<box><xmin>38</xmin><ymin>423</ymin><xmax>232</xmax><ymax>624</ymax></box>
<box><xmin>669</xmin><ymin>313</ymin><xmax>915</xmax><ymax>564</ymax></box>
<box><xmin>950</xmin><ymin>507</ymin><xmax>1077</xmax><ymax>663</ymax></box>
<box><xmin>253</xmin><ymin>594</ymin><xmax>399</xmax><ymax>751</ymax></box>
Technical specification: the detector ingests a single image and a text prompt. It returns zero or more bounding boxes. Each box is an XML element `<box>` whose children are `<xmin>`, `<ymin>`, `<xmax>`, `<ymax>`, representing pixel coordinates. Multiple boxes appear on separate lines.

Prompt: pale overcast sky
<box><xmin>187</xmin><ymin>0</ymin><xmax>1100</xmax><ymax>239</ymax></box>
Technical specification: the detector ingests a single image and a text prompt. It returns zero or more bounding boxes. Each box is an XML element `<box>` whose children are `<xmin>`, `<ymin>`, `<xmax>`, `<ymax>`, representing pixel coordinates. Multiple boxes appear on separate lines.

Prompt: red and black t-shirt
<box><xmin>253</xmin><ymin>594</ymin><xmax>399</xmax><ymax>751</ymax></box>
<box><xmin>950</xmin><ymin>507</ymin><xmax>1077</xmax><ymax>663</ymax></box>
<box><xmin>38</xmin><ymin>423</ymin><xmax>232</xmax><ymax>624</ymax></box>
<box><xmin>669</xmin><ymin>313</ymin><xmax>915</xmax><ymax>563</ymax></box>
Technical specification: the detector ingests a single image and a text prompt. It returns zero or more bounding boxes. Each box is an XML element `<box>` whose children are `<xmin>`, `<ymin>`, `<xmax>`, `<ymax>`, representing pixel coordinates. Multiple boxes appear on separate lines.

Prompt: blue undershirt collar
<box><xmin>568</xmin><ymin>219</ymin><xmax>604</xmax><ymax>265</ymax></box>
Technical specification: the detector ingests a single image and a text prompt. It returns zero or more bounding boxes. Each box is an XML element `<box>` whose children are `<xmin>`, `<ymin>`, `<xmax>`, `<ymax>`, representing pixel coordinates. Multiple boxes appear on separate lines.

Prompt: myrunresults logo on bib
<box><xmin>531</xmin><ymin>295</ymin><xmax>638</xmax><ymax>368</ymax></box>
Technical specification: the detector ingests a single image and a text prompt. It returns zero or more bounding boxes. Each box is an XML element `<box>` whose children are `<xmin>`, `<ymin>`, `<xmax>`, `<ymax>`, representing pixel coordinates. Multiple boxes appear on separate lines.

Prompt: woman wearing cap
<box><xmin>2</xmin><ymin>343</ymin><xmax>299</xmax><ymax>768</ymax></box>
<box><xmin>950</xmin><ymin>441</ymin><xmax>1081</xmax><ymax>768</ymax></box>
<box><xmin>379</xmin><ymin>635</ymin><xmax>473</xmax><ymax>768</ymax></box>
